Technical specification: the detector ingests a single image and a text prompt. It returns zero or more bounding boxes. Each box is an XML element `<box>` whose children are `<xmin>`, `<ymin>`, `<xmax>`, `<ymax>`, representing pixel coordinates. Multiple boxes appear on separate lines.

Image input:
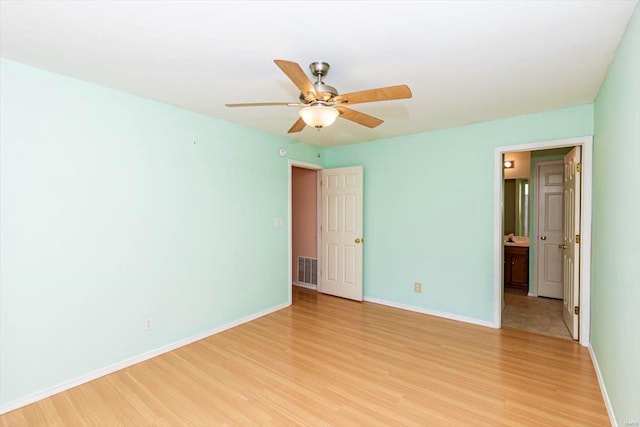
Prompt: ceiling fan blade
<box><xmin>225</xmin><ymin>102</ymin><xmax>301</xmax><ymax>107</ymax></box>
<box><xmin>335</xmin><ymin>85</ymin><xmax>412</xmax><ymax>105</ymax></box>
<box><xmin>288</xmin><ymin>117</ymin><xmax>307</xmax><ymax>133</ymax></box>
<box><xmin>274</xmin><ymin>60</ymin><xmax>317</xmax><ymax>101</ymax></box>
<box><xmin>336</xmin><ymin>107</ymin><xmax>384</xmax><ymax>128</ymax></box>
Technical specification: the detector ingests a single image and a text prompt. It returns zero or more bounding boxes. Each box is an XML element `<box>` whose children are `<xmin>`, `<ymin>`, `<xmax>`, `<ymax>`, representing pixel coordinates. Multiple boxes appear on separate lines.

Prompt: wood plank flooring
<box><xmin>1</xmin><ymin>286</ymin><xmax>609</xmax><ymax>426</ymax></box>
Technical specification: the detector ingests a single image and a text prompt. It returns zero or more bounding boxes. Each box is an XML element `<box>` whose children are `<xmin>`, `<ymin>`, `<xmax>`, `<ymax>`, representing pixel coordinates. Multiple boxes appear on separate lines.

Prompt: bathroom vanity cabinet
<box><xmin>504</xmin><ymin>245</ymin><xmax>529</xmax><ymax>291</ymax></box>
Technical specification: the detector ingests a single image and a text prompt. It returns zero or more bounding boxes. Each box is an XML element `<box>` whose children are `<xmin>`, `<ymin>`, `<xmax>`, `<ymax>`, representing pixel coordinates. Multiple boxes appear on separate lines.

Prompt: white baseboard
<box><xmin>588</xmin><ymin>345</ymin><xmax>617</xmax><ymax>427</ymax></box>
<box><xmin>293</xmin><ymin>282</ymin><xmax>317</xmax><ymax>290</ymax></box>
<box><xmin>527</xmin><ymin>291</ymin><xmax>536</xmax><ymax>297</ymax></box>
<box><xmin>0</xmin><ymin>302</ymin><xmax>290</xmax><ymax>415</ymax></box>
<box><xmin>363</xmin><ymin>297</ymin><xmax>495</xmax><ymax>328</ymax></box>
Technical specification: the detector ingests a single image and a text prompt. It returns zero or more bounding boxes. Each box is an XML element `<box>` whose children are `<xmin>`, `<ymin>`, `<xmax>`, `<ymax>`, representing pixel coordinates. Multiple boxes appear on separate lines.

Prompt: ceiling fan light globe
<box><xmin>299</xmin><ymin>105</ymin><xmax>339</xmax><ymax>128</ymax></box>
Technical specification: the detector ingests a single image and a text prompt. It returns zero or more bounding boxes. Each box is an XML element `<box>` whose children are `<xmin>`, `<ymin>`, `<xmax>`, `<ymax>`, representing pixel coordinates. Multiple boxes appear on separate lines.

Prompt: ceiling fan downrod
<box><xmin>309</xmin><ymin>61</ymin><xmax>338</xmax><ymax>102</ymax></box>
<box><xmin>309</xmin><ymin>61</ymin><xmax>330</xmax><ymax>81</ymax></box>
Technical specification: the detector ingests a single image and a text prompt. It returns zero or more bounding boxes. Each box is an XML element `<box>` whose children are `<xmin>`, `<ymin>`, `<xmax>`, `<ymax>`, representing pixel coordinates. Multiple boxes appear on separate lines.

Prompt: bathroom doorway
<box><xmin>502</xmin><ymin>148</ymin><xmax>575</xmax><ymax>339</ymax></box>
<box><xmin>493</xmin><ymin>136</ymin><xmax>593</xmax><ymax>346</ymax></box>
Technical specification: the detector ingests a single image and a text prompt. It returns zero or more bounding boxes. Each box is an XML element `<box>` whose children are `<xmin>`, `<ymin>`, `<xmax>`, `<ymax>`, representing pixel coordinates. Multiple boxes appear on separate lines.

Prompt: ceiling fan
<box><xmin>225</xmin><ymin>60</ymin><xmax>412</xmax><ymax>133</ymax></box>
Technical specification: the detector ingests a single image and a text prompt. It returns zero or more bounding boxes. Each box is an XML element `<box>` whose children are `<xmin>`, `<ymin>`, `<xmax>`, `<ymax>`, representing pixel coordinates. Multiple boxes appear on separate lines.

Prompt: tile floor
<box><xmin>502</xmin><ymin>288</ymin><xmax>573</xmax><ymax>340</ymax></box>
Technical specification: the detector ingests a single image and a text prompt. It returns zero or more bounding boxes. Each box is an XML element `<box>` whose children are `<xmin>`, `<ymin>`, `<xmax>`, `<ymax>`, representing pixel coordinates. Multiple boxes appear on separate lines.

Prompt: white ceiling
<box><xmin>1</xmin><ymin>1</ymin><xmax>637</xmax><ymax>147</ymax></box>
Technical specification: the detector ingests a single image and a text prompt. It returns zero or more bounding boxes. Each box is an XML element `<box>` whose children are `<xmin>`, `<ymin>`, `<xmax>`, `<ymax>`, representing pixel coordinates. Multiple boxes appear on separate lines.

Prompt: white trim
<box><xmin>494</xmin><ymin>149</ymin><xmax>505</xmax><ymax>323</ymax></box>
<box><xmin>316</xmin><ymin>170</ymin><xmax>322</xmax><ymax>293</ymax></box>
<box><xmin>588</xmin><ymin>345</ymin><xmax>617</xmax><ymax>427</ymax></box>
<box><xmin>288</xmin><ymin>160</ymin><xmax>323</xmax><ymax>306</ymax></box>
<box><xmin>579</xmin><ymin>139</ymin><xmax>593</xmax><ymax>347</ymax></box>
<box><xmin>364</xmin><ymin>297</ymin><xmax>495</xmax><ymax>328</ymax></box>
<box><xmin>0</xmin><ymin>302</ymin><xmax>290</xmax><ymax>415</ymax></box>
<box><xmin>288</xmin><ymin>159</ymin><xmax>322</xmax><ymax>170</ymax></box>
<box><xmin>493</xmin><ymin>136</ymin><xmax>593</xmax><ymax>348</ymax></box>
<box><xmin>293</xmin><ymin>282</ymin><xmax>318</xmax><ymax>291</ymax></box>
<box><xmin>527</xmin><ymin>291</ymin><xmax>536</xmax><ymax>297</ymax></box>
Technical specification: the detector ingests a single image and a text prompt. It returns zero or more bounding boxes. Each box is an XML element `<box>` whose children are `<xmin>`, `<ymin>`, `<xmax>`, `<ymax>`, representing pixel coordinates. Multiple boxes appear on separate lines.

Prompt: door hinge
<box><xmin>574</xmin><ymin>306</ymin><xmax>580</xmax><ymax>315</ymax></box>
<box><xmin>576</xmin><ymin>162</ymin><xmax>582</xmax><ymax>172</ymax></box>
<box><xmin>576</xmin><ymin>234</ymin><xmax>581</xmax><ymax>244</ymax></box>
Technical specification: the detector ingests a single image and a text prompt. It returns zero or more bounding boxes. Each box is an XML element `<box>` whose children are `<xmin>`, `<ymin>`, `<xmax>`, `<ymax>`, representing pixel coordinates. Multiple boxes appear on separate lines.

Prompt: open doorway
<box><xmin>288</xmin><ymin>161</ymin><xmax>322</xmax><ymax>304</ymax></box>
<box><xmin>288</xmin><ymin>161</ymin><xmax>365</xmax><ymax>304</ymax></box>
<box><xmin>493</xmin><ymin>136</ymin><xmax>593</xmax><ymax>347</ymax></box>
<box><xmin>502</xmin><ymin>148</ymin><xmax>574</xmax><ymax>340</ymax></box>
<box><xmin>291</xmin><ymin>166</ymin><xmax>320</xmax><ymax>290</ymax></box>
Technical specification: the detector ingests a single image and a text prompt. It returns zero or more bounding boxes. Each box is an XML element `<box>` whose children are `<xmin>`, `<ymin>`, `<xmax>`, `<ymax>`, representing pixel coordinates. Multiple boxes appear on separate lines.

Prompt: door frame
<box><xmin>288</xmin><ymin>159</ymin><xmax>323</xmax><ymax>305</ymax></box>
<box><xmin>493</xmin><ymin>136</ymin><xmax>593</xmax><ymax>346</ymax></box>
<box><xmin>531</xmin><ymin>159</ymin><xmax>564</xmax><ymax>298</ymax></box>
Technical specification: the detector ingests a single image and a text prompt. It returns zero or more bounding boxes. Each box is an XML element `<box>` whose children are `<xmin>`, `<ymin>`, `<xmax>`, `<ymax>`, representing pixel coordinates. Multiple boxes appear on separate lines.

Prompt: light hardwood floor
<box><xmin>1</xmin><ymin>286</ymin><xmax>609</xmax><ymax>426</ymax></box>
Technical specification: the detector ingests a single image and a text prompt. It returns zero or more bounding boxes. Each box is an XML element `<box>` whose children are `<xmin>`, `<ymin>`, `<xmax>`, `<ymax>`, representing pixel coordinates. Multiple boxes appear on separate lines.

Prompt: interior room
<box><xmin>1</xmin><ymin>1</ymin><xmax>638</xmax><ymax>426</ymax></box>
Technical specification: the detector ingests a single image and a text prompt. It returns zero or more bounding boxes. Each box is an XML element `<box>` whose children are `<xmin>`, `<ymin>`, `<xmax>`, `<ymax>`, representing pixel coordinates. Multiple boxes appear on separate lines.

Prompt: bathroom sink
<box><xmin>504</xmin><ymin>236</ymin><xmax>530</xmax><ymax>247</ymax></box>
<box><xmin>504</xmin><ymin>241</ymin><xmax>529</xmax><ymax>247</ymax></box>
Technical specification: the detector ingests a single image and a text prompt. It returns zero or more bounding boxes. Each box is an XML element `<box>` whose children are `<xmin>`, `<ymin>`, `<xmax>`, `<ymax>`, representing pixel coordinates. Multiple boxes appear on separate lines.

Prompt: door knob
<box><xmin>558</xmin><ymin>244</ymin><xmax>568</xmax><ymax>249</ymax></box>
<box><xmin>540</xmin><ymin>236</ymin><xmax>547</xmax><ymax>240</ymax></box>
<box><xmin>355</xmin><ymin>238</ymin><xmax>362</xmax><ymax>244</ymax></box>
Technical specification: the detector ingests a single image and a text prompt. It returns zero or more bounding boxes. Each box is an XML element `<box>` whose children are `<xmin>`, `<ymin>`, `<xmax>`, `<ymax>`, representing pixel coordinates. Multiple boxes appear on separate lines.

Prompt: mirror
<box><xmin>504</xmin><ymin>178</ymin><xmax>529</xmax><ymax>236</ymax></box>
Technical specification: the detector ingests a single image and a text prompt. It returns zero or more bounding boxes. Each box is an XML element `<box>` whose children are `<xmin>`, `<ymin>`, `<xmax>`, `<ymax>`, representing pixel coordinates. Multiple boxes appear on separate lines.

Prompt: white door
<box><xmin>536</xmin><ymin>162</ymin><xmax>564</xmax><ymax>299</ymax></box>
<box><xmin>320</xmin><ymin>166</ymin><xmax>364</xmax><ymax>301</ymax></box>
<box><xmin>562</xmin><ymin>147</ymin><xmax>581</xmax><ymax>339</ymax></box>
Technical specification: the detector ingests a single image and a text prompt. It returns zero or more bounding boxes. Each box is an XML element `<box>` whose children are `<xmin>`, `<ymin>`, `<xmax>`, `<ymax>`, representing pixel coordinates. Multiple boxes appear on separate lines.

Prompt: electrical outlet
<box><xmin>414</xmin><ymin>282</ymin><xmax>422</xmax><ymax>293</ymax></box>
<box><xmin>144</xmin><ymin>317</ymin><xmax>153</xmax><ymax>331</ymax></box>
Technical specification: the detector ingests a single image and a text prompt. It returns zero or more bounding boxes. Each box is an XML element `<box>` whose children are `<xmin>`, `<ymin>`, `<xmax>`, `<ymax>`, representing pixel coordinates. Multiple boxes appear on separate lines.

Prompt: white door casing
<box><xmin>493</xmin><ymin>136</ymin><xmax>593</xmax><ymax>347</ymax></box>
<box><xmin>536</xmin><ymin>162</ymin><xmax>564</xmax><ymax>299</ymax></box>
<box><xmin>562</xmin><ymin>147</ymin><xmax>581</xmax><ymax>340</ymax></box>
<box><xmin>320</xmin><ymin>166</ymin><xmax>364</xmax><ymax>301</ymax></box>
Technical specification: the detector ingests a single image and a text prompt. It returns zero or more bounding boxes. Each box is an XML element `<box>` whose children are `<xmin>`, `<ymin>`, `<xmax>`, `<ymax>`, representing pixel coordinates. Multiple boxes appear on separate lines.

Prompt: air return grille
<box><xmin>297</xmin><ymin>256</ymin><xmax>318</xmax><ymax>286</ymax></box>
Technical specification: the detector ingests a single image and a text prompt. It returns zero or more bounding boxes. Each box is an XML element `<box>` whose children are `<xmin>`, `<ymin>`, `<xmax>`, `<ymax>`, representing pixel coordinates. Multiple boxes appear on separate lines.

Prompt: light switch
<box><xmin>274</xmin><ymin>217</ymin><xmax>283</xmax><ymax>228</ymax></box>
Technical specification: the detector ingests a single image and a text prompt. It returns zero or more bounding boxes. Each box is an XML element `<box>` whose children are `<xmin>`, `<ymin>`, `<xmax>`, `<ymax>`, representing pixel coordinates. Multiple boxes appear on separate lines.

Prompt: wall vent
<box><xmin>297</xmin><ymin>257</ymin><xmax>318</xmax><ymax>286</ymax></box>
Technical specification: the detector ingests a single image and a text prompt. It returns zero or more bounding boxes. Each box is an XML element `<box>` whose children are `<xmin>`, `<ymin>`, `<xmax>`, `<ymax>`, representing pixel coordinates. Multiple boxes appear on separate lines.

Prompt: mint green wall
<box><xmin>323</xmin><ymin>104</ymin><xmax>593</xmax><ymax>321</ymax></box>
<box><xmin>592</xmin><ymin>4</ymin><xmax>640</xmax><ymax>425</ymax></box>
<box><xmin>0</xmin><ymin>59</ymin><xmax>321</xmax><ymax>406</ymax></box>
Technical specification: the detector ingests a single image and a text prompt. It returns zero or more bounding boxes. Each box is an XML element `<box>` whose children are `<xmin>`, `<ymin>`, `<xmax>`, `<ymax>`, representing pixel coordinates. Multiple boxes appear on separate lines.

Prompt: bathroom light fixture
<box><xmin>504</xmin><ymin>160</ymin><xmax>515</xmax><ymax>169</ymax></box>
<box><xmin>299</xmin><ymin>105</ymin><xmax>339</xmax><ymax>129</ymax></box>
